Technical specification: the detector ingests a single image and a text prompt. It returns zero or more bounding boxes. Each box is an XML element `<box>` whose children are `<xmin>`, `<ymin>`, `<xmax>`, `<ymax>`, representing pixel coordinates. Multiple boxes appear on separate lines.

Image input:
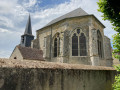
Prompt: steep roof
<box><xmin>24</xmin><ymin>14</ymin><xmax>32</xmax><ymax>35</ymax></box>
<box><xmin>46</xmin><ymin>8</ymin><xmax>88</xmax><ymax>27</ymax></box>
<box><xmin>37</xmin><ymin>8</ymin><xmax>105</xmax><ymax>31</ymax></box>
<box><xmin>17</xmin><ymin>46</ymin><xmax>44</xmax><ymax>61</ymax></box>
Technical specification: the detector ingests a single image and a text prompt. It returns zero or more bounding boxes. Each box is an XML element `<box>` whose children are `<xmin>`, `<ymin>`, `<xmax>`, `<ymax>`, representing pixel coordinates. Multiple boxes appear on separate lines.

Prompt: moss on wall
<box><xmin>0</xmin><ymin>67</ymin><xmax>116</xmax><ymax>90</ymax></box>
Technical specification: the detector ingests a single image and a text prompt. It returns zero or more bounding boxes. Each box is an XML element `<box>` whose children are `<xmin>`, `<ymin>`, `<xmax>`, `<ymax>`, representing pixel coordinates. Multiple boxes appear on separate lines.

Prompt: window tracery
<box><xmin>53</xmin><ymin>33</ymin><xmax>60</xmax><ymax>57</ymax></box>
<box><xmin>72</xmin><ymin>29</ymin><xmax>87</xmax><ymax>56</ymax></box>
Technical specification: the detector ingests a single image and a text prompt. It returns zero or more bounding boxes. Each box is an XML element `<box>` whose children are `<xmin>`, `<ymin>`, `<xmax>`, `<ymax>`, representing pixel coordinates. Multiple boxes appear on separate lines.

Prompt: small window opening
<box><xmin>77</xmin><ymin>29</ymin><xmax>80</xmax><ymax>34</ymax></box>
<box><xmin>14</xmin><ymin>57</ymin><xmax>17</xmax><ymax>59</ymax></box>
<box><xmin>54</xmin><ymin>38</ymin><xmax>57</xmax><ymax>57</ymax></box>
<box><xmin>44</xmin><ymin>37</ymin><xmax>46</xmax><ymax>47</ymax></box>
<box><xmin>22</xmin><ymin>37</ymin><xmax>24</xmax><ymax>43</ymax></box>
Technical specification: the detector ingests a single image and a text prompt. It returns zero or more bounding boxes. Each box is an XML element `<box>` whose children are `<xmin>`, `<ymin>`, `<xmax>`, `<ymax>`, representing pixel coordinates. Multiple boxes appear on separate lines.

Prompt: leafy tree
<box><xmin>97</xmin><ymin>0</ymin><xmax>120</xmax><ymax>58</ymax></box>
<box><xmin>113</xmin><ymin>65</ymin><xmax>120</xmax><ymax>90</ymax></box>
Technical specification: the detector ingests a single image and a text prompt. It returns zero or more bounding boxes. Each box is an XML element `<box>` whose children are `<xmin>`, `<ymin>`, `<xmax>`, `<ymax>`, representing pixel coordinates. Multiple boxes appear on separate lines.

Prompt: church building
<box><xmin>10</xmin><ymin>8</ymin><xmax>113</xmax><ymax>66</ymax></box>
<box><xmin>10</xmin><ymin>15</ymin><xmax>44</xmax><ymax>61</ymax></box>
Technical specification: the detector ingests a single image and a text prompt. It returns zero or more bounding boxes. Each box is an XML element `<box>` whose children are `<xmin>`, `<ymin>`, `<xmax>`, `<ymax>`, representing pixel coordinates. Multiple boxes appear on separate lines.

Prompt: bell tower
<box><xmin>20</xmin><ymin>14</ymin><xmax>34</xmax><ymax>47</ymax></box>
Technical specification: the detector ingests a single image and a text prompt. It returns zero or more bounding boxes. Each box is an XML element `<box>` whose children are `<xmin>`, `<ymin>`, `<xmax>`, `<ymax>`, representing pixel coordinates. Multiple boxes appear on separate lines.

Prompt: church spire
<box><xmin>20</xmin><ymin>14</ymin><xmax>34</xmax><ymax>47</ymax></box>
<box><xmin>24</xmin><ymin>14</ymin><xmax>32</xmax><ymax>35</ymax></box>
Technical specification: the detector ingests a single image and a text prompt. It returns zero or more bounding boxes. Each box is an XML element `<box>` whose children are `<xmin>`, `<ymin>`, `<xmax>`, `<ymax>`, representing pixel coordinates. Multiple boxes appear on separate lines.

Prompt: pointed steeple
<box><xmin>20</xmin><ymin>14</ymin><xmax>34</xmax><ymax>47</ymax></box>
<box><xmin>24</xmin><ymin>14</ymin><xmax>32</xmax><ymax>35</ymax></box>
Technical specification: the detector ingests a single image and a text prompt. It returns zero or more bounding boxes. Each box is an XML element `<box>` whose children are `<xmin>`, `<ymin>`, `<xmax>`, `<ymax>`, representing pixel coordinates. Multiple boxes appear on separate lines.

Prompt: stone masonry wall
<box><xmin>35</xmin><ymin>16</ymin><xmax>112</xmax><ymax>67</ymax></box>
<box><xmin>104</xmin><ymin>36</ymin><xmax>113</xmax><ymax>66</ymax></box>
<box><xmin>37</xmin><ymin>16</ymin><xmax>91</xmax><ymax>64</ymax></box>
<box><xmin>0</xmin><ymin>68</ymin><xmax>116</xmax><ymax>90</ymax></box>
<box><xmin>10</xmin><ymin>47</ymin><xmax>23</xmax><ymax>60</ymax></box>
<box><xmin>0</xmin><ymin>59</ymin><xmax>116</xmax><ymax>90</ymax></box>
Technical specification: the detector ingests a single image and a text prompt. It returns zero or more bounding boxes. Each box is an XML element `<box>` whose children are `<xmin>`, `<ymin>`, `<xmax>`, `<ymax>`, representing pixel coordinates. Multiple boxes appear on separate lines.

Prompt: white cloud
<box><xmin>0</xmin><ymin>16</ymin><xmax>14</xmax><ymax>28</ymax></box>
<box><xmin>0</xmin><ymin>28</ymin><xmax>12</xmax><ymax>33</ymax></box>
<box><xmin>24</xmin><ymin>0</ymin><xmax>37</xmax><ymax>7</ymax></box>
<box><xmin>15</xmin><ymin>5</ymin><xmax>29</xmax><ymax>16</ymax></box>
<box><xmin>0</xmin><ymin>0</ymin><xmax>17</xmax><ymax>14</ymax></box>
<box><xmin>0</xmin><ymin>50</ymin><xmax>11</xmax><ymax>58</ymax></box>
<box><xmin>0</xmin><ymin>28</ymin><xmax>22</xmax><ymax>35</ymax></box>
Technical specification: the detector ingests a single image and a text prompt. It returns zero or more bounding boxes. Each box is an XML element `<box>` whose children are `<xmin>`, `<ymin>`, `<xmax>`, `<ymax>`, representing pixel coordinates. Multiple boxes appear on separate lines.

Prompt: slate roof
<box><xmin>37</xmin><ymin>8</ymin><xmax>105</xmax><ymax>30</ymax></box>
<box><xmin>46</xmin><ymin>8</ymin><xmax>88</xmax><ymax>27</ymax></box>
<box><xmin>17</xmin><ymin>46</ymin><xmax>44</xmax><ymax>61</ymax></box>
<box><xmin>24</xmin><ymin>14</ymin><xmax>32</xmax><ymax>35</ymax></box>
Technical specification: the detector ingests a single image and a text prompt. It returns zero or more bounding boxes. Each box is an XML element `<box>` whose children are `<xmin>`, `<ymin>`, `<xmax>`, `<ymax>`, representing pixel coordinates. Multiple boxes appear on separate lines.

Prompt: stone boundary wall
<box><xmin>0</xmin><ymin>58</ymin><xmax>116</xmax><ymax>90</ymax></box>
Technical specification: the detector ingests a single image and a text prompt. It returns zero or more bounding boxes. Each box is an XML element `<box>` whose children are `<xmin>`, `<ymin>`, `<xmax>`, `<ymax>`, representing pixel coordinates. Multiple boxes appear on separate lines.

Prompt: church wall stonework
<box><xmin>31</xmin><ymin>39</ymin><xmax>40</xmax><ymax>49</ymax></box>
<box><xmin>66</xmin><ymin>17</ymin><xmax>91</xmax><ymax>64</ymax></box>
<box><xmin>35</xmin><ymin>16</ymin><xmax>113</xmax><ymax>66</ymax></box>
<box><xmin>104</xmin><ymin>36</ymin><xmax>112</xmax><ymax>59</ymax></box>
<box><xmin>37</xmin><ymin>16</ymin><xmax>91</xmax><ymax>64</ymax></box>
<box><xmin>89</xmin><ymin>16</ymin><xmax>108</xmax><ymax>66</ymax></box>
<box><xmin>89</xmin><ymin>26</ymin><xmax>100</xmax><ymax>66</ymax></box>
<box><xmin>104</xmin><ymin>36</ymin><xmax>113</xmax><ymax>66</ymax></box>
<box><xmin>37</xmin><ymin>27</ymin><xmax>51</xmax><ymax>60</ymax></box>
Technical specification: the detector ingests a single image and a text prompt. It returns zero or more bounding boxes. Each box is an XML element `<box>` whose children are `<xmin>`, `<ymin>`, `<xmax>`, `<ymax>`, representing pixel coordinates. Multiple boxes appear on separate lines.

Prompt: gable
<box><xmin>10</xmin><ymin>46</ymin><xmax>23</xmax><ymax>60</ymax></box>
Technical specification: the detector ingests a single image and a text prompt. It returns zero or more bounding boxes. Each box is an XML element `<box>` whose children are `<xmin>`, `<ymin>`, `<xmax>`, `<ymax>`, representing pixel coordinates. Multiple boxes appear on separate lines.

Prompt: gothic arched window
<box><xmin>53</xmin><ymin>33</ymin><xmax>60</xmax><ymax>57</ymax></box>
<box><xmin>72</xmin><ymin>33</ymin><xmax>78</xmax><ymax>56</ymax></box>
<box><xmin>97</xmin><ymin>30</ymin><xmax>103</xmax><ymax>58</ymax></box>
<box><xmin>72</xmin><ymin>29</ymin><xmax>87</xmax><ymax>56</ymax></box>
<box><xmin>79</xmin><ymin>33</ymin><xmax>87</xmax><ymax>56</ymax></box>
<box><xmin>54</xmin><ymin>38</ymin><xmax>57</xmax><ymax>57</ymax></box>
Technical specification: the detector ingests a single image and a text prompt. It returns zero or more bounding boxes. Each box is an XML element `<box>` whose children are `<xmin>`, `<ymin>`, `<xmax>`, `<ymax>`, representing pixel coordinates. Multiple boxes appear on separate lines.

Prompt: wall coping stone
<box><xmin>0</xmin><ymin>58</ymin><xmax>116</xmax><ymax>70</ymax></box>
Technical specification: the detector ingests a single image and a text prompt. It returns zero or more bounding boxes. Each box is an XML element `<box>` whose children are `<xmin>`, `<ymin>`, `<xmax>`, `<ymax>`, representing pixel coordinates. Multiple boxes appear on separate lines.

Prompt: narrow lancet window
<box><xmin>54</xmin><ymin>38</ymin><xmax>57</xmax><ymax>57</ymax></box>
<box><xmin>79</xmin><ymin>33</ymin><xmax>87</xmax><ymax>56</ymax></box>
<box><xmin>97</xmin><ymin>30</ymin><xmax>103</xmax><ymax>58</ymax></box>
<box><xmin>72</xmin><ymin>33</ymin><xmax>78</xmax><ymax>56</ymax></box>
<box><xmin>53</xmin><ymin>33</ymin><xmax>60</xmax><ymax>57</ymax></box>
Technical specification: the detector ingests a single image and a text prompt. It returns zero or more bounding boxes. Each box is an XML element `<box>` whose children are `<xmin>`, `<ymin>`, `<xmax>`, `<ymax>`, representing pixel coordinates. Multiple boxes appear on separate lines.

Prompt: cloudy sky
<box><xmin>0</xmin><ymin>0</ymin><xmax>116</xmax><ymax>58</ymax></box>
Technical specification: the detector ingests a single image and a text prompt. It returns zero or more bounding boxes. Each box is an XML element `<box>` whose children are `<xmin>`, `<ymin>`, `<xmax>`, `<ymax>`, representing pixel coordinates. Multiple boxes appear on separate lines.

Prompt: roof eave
<box><xmin>90</xmin><ymin>14</ymin><xmax>106</xmax><ymax>28</ymax></box>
